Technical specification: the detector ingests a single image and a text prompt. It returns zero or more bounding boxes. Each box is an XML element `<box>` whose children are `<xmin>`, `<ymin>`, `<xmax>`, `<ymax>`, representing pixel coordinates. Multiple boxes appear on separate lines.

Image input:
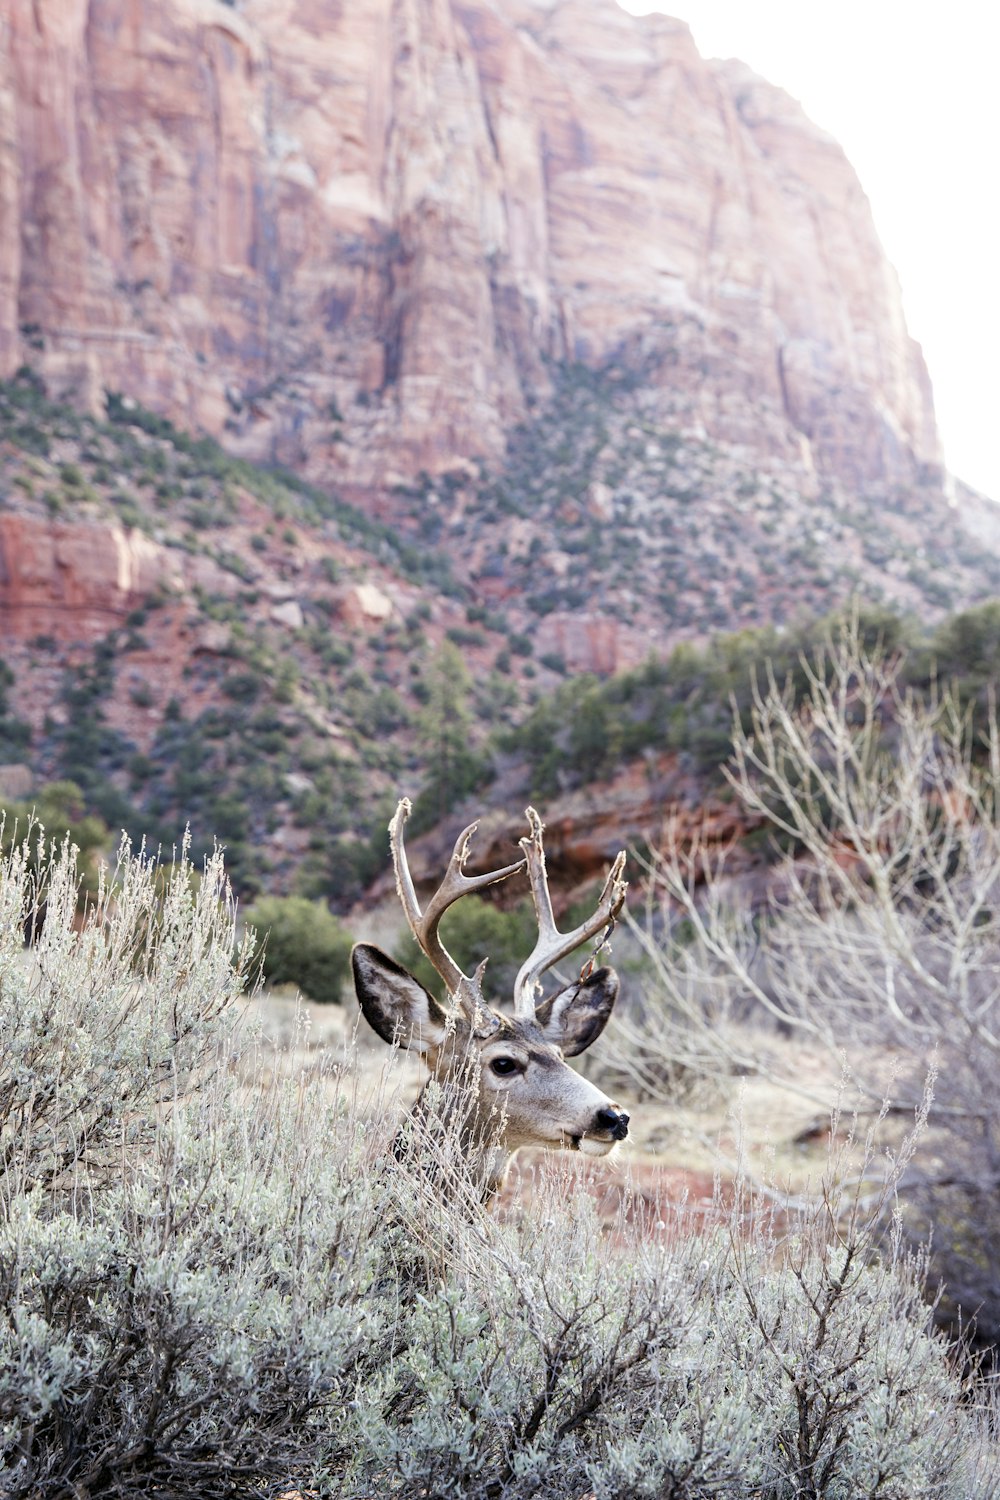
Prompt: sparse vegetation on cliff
<box><xmin>0</xmin><ymin>377</ymin><xmax>488</xmax><ymax>900</ymax></box>
<box><xmin>0</xmin><ymin>663</ymin><xmax>31</xmax><ymax>757</ymax></box>
<box><xmin>387</xmin><ymin>357</ymin><xmax>1000</xmax><ymax>645</ymax></box>
<box><xmin>101</xmin><ymin>388</ymin><xmax>461</xmax><ymax>594</ymax></box>
<box><xmin>4</xmin><ymin>374</ymin><xmax>1000</xmax><ymax>922</ymax></box>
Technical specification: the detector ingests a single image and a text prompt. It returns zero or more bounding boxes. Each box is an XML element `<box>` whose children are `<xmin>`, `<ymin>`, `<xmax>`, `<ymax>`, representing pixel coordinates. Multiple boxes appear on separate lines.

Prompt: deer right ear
<box><xmin>535</xmin><ymin>965</ymin><xmax>619</xmax><ymax>1056</ymax></box>
<box><xmin>352</xmin><ymin>943</ymin><xmax>450</xmax><ymax>1053</ymax></box>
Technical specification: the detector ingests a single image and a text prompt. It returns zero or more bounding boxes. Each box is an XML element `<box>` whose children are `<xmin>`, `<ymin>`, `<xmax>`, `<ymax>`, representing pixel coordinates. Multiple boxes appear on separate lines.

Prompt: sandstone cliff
<box><xmin>0</xmin><ymin>513</ymin><xmax>179</xmax><ymax>639</ymax></box>
<box><xmin>0</xmin><ymin>0</ymin><xmax>940</xmax><ymax>497</ymax></box>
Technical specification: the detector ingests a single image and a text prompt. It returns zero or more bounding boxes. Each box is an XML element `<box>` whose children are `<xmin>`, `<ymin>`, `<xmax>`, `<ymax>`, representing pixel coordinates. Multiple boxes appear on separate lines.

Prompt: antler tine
<box><xmin>513</xmin><ymin>806</ymin><xmax>628</xmax><ymax>1017</ymax></box>
<box><xmin>388</xmin><ymin>799</ymin><xmax>526</xmax><ymax>995</ymax></box>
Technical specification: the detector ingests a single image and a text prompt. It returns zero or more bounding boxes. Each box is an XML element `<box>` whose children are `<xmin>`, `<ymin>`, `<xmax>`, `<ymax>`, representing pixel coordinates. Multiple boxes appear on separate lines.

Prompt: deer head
<box><xmin>352</xmin><ymin>799</ymin><xmax>630</xmax><ymax>1200</ymax></box>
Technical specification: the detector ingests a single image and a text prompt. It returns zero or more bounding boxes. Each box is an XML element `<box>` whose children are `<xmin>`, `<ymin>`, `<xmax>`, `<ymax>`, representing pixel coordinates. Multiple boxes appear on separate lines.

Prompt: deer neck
<box><xmin>399</xmin><ymin>1077</ymin><xmax>512</xmax><ymax>1205</ymax></box>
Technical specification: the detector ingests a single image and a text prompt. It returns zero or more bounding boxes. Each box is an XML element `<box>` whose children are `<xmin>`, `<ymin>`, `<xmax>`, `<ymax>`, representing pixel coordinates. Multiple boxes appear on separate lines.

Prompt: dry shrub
<box><xmin>621</xmin><ymin>618</ymin><xmax>1000</xmax><ymax>1360</ymax></box>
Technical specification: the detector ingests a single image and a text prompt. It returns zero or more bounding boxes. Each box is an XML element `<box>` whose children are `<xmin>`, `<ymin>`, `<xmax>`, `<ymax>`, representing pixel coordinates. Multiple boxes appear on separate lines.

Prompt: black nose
<box><xmin>595</xmin><ymin>1107</ymin><xmax>630</xmax><ymax>1141</ymax></box>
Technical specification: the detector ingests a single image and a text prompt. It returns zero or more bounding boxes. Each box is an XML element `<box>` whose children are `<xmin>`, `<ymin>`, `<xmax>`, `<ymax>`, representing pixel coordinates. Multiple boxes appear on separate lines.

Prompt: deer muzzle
<box><xmin>594</xmin><ymin>1105</ymin><xmax>630</xmax><ymax>1141</ymax></box>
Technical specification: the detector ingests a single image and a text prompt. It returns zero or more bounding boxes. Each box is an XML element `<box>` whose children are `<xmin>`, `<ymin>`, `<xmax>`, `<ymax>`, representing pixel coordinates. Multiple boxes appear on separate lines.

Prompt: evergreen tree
<box><xmin>413</xmin><ymin>642</ymin><xmax>490</xmax><ymax>828</ymax></box>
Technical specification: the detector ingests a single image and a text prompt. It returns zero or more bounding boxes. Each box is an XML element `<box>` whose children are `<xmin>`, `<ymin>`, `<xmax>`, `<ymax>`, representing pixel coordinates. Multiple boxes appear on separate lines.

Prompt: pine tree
<box><xmin>415</xmin><ymin>642</ymin><xmax>489</xmax><ymax>826</ymax></box>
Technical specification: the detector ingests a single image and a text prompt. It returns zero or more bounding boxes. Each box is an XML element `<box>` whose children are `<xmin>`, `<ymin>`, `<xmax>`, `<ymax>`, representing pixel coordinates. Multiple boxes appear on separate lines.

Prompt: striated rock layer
<box><xmin>0</xmin><ymin>0</ymin><xmax>940</xmax><ymax>498</ymax></box>
<box><xmin>0</xmin><ymin>513</ymin><xmax>175</xmax><ymax>639</ymax></box>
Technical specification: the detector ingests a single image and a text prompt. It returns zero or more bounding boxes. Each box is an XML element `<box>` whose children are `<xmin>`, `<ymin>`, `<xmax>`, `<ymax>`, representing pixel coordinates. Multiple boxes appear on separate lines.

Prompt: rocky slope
<box><xmin>0</xmin><ymin>0</ymin><xmax>940</xmax><ymax>501</ymax></box>
<box><xmin>0</xmin><ymin>371</ymin><xmax>997</xmax><ymax>915</ymax></box>
<box><xmin>0</xmin><ymin>373</ymin><xmax>527</xmax><ymax>900</ymax></box>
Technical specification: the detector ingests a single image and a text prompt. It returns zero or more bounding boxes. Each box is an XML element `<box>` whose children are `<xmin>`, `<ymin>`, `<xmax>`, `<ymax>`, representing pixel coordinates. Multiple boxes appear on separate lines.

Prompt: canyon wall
<box><xmin>0</xmin><ymin>0</ymin><xmax>941</xmax><ymax>496</ymax></box>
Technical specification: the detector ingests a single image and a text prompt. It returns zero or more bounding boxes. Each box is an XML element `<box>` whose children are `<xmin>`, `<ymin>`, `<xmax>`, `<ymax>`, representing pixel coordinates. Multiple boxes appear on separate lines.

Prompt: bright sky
<box><xmin>618</xmin><ymin>0</ymin><xmax>1000</xmax><ymax>501</ymax></box>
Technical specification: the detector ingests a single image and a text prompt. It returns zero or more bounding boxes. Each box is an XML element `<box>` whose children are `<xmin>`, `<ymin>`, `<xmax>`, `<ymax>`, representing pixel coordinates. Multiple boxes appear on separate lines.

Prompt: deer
<box><xmin>352</xmin><ymin>799</ymin><xmax>631</xmax><ymax>1203</ymax></box>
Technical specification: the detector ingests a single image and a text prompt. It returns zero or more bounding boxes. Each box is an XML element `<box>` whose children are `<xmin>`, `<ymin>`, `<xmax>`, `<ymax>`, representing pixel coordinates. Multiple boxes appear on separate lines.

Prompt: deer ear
<box><xmin>352</xmin><ymin>944</ymin><xmax>450</xmax><ymax>1053</ymax></box>
<box><xmin>534</xmin><ymin>966</ymin><xmax>619</xmax><ymax>1057</ymax></box>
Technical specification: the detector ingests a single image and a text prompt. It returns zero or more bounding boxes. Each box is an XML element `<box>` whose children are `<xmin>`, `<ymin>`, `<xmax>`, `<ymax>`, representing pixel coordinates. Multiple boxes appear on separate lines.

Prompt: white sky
<box><xmin>617</xmin><ymin>0</ymin><xmax>1000</xmax><ymax>501</ymax></box>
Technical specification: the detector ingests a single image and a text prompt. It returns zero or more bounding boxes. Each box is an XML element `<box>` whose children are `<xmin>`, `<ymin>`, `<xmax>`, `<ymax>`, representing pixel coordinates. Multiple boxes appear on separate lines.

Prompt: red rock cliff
<box><xmin>0</xmin><ymin>0</ymin><xmax>940</xmax><ymax>493</ymax></box>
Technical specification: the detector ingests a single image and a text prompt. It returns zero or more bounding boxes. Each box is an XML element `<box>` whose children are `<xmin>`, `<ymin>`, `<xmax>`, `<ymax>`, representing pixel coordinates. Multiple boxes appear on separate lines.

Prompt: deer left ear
<box><xmin>352</xmin><ymin>943</ymin><xmax>450</xmax><ymax>1054</ymax></box>
<box><xmin>534</xmin><ymin>966</ymin><xmax>619</xmax><ymax>1057</ymax></box>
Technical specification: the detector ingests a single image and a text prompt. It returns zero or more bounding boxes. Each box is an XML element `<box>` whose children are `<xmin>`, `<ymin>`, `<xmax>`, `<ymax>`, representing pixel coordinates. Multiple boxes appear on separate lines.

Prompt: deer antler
<box><xmin>513</xmin><ymin>807</ymin><xmax>627</xmax><ymax>1017</ymax></box>
<box><xmin>389</xmin><ymin>799</ymin><xmax>526</xmax><ymax>998</ymax></box>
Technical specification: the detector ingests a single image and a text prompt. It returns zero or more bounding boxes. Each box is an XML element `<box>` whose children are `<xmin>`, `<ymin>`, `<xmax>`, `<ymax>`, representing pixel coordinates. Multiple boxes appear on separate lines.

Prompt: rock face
<box><xmin>366</xmin><ymin>751</ymin><xmax>764</xmax><ymax>915</ymax></box>
<box><xmin>0</xmin><ymin>513</ymin><xmax>178</xmax><ymax>640</ymax></box>
<box><xmin>535</xmin><ymin>612</ymin><xmax>647</xmax><ymax>677</ymax></box>
<box><xmin>0</xmin><ymin>0</ymin><xmax>940</xmax><ymax>497</ymax></box>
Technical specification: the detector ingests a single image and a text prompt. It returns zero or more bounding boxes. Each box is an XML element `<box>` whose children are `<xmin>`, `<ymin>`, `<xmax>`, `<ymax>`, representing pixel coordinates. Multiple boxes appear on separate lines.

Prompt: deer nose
<box><xmin>595</xmin><ymin>1106</ymin><xmax>630</xmax><ymax>1141</ymax></box>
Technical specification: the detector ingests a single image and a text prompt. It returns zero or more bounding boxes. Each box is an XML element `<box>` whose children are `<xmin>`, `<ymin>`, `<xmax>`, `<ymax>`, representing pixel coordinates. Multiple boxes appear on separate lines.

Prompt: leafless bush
<box><xmin>1</xmin><ymin>831</ymin><xmax>997</xmax><ymax>1497</ymax></box>
<box><xmin>622</xmin><ymin>618</ymin><xmax>1000</xmax><ymax>1354</ymax></box>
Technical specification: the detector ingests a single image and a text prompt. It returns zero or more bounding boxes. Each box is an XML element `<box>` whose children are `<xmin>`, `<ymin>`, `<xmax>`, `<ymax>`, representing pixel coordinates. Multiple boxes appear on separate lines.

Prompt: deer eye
<box><xmin>490</xmin><ymin>1057</ymin><xmax>520</xmax><ymax>1077</ymax></box>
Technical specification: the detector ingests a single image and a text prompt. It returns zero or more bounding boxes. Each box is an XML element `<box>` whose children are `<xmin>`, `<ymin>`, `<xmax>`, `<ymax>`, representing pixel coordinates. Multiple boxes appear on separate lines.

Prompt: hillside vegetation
<box><xmin>505</xmin><ymin>600</ymin><xmax>1000</xmax><ymax>797</ymax></box>
<box><xmin>2</xmin><ymin>370</ymin><xmax>1000</xmax><ymax>915</ymax></box>
<box><xmin>392</xmin><ymin>355</ymin><xmax>1000</xmax><ymax>635</ymax></box>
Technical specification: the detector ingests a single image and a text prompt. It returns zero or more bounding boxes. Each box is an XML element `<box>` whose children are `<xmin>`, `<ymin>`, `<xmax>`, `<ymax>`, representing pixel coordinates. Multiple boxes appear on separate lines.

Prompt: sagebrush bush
<box><xmin>0</xmin><ymin>827</ymin><xmax>247</xmax><ymax>1191</ymax></box>
<box><xmin>1</xmin><ymin>835</ymin><xmax>997</xmax><ymax>1497</ymax></box>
